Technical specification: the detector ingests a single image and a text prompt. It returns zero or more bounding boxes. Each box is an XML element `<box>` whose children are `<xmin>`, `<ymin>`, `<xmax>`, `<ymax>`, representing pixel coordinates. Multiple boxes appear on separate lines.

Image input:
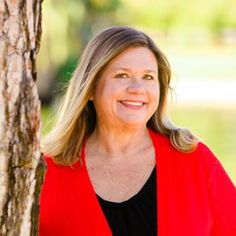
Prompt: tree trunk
<box><xmin>0</xmin><ymin>0</ymin><xmax>44</xmax><ymax>235</ymax></box>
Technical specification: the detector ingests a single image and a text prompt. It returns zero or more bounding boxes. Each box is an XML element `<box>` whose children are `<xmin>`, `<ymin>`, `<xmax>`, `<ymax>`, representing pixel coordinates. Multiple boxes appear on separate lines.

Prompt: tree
<box><xmin>0</xmin><ymin>0</ymin><xmax>44</xmax><ymax>235</ymax></box>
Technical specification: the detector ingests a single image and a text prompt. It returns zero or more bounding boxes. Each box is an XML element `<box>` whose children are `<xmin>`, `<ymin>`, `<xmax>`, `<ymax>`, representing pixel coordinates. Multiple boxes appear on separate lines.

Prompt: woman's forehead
<box><xmin>103</xmin><ymin>47</ymin><xmax>158</xmax><ymax>72</ymax></box>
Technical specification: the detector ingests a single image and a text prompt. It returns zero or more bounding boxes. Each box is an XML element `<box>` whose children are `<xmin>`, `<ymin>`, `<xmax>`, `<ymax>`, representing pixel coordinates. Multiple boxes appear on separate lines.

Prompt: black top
<box><xmin>96</xmin><ymin>167</ymin><xmax>157</xmax><ymax>236</ymax></box>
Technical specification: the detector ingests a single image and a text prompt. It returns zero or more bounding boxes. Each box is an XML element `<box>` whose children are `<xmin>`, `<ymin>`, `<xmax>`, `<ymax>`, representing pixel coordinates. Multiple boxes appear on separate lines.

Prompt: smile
<box><xmin>119</xmin><ymin>100</ymin><xmax>146</xmax><ymax>109</ymax></box>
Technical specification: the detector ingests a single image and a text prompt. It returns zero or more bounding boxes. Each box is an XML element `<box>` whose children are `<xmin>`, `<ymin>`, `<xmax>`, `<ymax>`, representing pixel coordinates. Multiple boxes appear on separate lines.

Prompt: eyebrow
<box><xmin>114</xmin><ymin>67</ymin><xmax>157</xmax><ymax>74</ymax></box>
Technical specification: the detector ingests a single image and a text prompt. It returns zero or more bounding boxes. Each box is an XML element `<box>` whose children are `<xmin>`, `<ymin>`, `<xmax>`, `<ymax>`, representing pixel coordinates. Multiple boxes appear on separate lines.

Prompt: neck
<box><xmin>87</xmin><ymin>124</ymin><xmax>151</xmax><ymax>158</ymax></box>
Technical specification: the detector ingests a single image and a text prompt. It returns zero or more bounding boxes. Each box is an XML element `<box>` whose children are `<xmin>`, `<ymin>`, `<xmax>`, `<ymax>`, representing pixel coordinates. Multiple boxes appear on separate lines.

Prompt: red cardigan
<box><xmin>39</xmin><ymin>129</ymin><xmax>236</xmax><ymax>235</ymax></box>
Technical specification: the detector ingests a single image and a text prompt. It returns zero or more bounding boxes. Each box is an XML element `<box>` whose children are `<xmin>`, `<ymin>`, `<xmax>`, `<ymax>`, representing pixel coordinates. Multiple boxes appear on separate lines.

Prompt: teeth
<box><xmin>121</xmin><ymin>101</ymin><xmax>144</xmax><ymax>106</ymax></box>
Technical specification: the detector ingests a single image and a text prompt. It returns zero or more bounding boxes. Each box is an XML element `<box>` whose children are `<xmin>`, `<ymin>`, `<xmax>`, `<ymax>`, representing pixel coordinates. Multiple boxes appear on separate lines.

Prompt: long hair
<box><xmin>41</xmin><ymin>26</ymin><xmax>198</xmax><ymax>165</ymax></box>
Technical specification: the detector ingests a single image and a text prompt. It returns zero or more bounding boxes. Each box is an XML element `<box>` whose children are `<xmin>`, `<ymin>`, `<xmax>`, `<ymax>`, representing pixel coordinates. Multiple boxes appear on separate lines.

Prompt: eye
<box><xmin>144</xmin><ymin>74</ymin><xmax>155</xmax><ymax>80</ymax></box>
<box><xmin>114</xmin><ymin>73</ymin><xmax>129</xmax><ymax>79</ymax></box>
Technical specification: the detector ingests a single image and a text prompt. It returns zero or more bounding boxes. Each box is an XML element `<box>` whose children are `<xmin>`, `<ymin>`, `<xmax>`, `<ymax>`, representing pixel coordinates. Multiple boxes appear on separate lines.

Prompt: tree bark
<box><xmin>0</xmin><ymin>0</ymin><xmax>44</xmax><ymax>235</ymax></box>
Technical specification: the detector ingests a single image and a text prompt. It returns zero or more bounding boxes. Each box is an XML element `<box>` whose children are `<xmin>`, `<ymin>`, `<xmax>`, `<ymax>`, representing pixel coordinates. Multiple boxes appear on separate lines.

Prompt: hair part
<box><xmin>41</xmin><ymin>26</ymin><xmax>198</xmax><ymax>166</ymax></box>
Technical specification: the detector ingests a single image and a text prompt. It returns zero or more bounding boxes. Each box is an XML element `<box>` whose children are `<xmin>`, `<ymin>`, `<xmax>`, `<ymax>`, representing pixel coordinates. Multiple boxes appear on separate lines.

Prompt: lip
<box><xmin>118</xmin><ymin>100</ymin><xmax>147</xmax><ymax>109</ymax></box>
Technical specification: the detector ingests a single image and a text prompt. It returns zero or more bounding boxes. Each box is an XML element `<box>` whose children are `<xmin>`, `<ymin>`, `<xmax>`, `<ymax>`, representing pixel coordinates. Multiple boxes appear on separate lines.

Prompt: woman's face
<box><xmin>92</xmin><ymin>46</ymin><xmax>160</xmax><ymax>130</ymax></box>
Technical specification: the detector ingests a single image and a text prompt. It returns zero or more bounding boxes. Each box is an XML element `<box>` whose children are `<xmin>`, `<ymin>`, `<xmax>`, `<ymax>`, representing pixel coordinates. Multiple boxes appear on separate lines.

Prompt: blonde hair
<box><xmin>42</xmin><ymin>26</ymin><xmax>198</xmax><ymax>166</ymax></box>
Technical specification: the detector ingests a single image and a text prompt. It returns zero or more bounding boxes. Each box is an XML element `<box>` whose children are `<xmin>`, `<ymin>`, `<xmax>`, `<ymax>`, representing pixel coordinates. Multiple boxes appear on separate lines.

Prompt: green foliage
<box><xmin>57</xmin><ymin>56</ymin><xmax>78</xmax><ymax>85</ymax></box>
<box><xmin>82</xmin><ymin>0</ymin><xmax>120</xmax><ymax>12</ymax></box>
<box><xmin>38</xmin><ymin>0</ymin><xmax>121</xmax><ymax>75</ymax></box>
<box><xmin>118</xmin><ymin>0</ymin><xmax>236</xmax><ymax>34</ymax></box>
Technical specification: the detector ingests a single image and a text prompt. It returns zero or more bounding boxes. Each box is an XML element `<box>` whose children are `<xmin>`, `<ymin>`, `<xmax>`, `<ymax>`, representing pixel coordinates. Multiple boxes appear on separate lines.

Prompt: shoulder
<box><xmin>148</xmin><ymin>128</ymin><xmax>219</xmax><ymax>167</ymax></box>
<box><xmin>149</xmin><ymin>128</ymin><xmax>214</xmax><ymax>155</ymax></box>
<box><xmin>42</xmin><ymin>154</ymin><xmax>84</xmax><ymax>176</ymax></box>
<box><xmin>149</xmin><ymin>129</ymin><xmax>233</xmax><ymax>187</ymax></box>
<box><xmin>41</xmin><ymin>154</ymin><xmax>67</xmax><ymax>174</ymax></box>
<box><xmin>42</xmin><ymin>154</ymin><xmax>56</xmax><ymax>168</ymax></box>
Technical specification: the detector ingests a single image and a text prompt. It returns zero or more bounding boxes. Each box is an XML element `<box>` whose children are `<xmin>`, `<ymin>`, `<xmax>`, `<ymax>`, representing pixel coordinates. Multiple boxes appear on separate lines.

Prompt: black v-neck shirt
<box><xmin>96</xmin><ymin>167</ymin><xmax>157</xmax><ymax>236</ymax></box>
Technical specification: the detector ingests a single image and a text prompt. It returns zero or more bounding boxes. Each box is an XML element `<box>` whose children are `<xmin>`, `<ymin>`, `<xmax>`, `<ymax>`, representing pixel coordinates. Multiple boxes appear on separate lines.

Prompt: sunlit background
<box><xmin>38</xmin><ymin>0</ymin><xmax>236</xmax><ymax>183</ymax></box>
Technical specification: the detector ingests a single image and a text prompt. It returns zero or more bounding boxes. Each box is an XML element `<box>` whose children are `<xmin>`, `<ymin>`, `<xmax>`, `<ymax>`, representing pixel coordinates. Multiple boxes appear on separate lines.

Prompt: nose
<box><xmin>127</xmin><ymin>78</ymin><xmax>146</xmax><ymax>94</ymax></box>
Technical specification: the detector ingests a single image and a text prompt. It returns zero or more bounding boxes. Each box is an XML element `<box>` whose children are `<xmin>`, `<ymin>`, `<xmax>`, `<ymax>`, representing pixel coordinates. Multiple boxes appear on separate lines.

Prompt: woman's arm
<box><xmin>208</xmin><ymin>158</ymin><xmax>236</xmax><ymax>235</ymax></box>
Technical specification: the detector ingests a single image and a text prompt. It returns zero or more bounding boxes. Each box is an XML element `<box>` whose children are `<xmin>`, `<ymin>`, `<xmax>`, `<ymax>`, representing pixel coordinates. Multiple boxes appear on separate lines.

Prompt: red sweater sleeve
<box><xmin>208</xmin><ymin>158</ymin><xmax>236</xmax><ymax>235</ymax></box>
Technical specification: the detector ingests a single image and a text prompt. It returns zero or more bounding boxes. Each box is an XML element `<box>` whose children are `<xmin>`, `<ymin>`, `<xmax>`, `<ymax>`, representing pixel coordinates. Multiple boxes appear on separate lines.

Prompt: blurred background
<box><xmin>38</xmin><ymin>0</ymin><xmax>236</xmax><ymax>183</ymax></box>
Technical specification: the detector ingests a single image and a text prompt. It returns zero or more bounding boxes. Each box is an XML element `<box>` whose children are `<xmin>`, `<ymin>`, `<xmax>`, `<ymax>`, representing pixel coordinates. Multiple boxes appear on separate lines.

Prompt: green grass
<box><xmin>41</xmin><ymin>105</ymin><xmax>236</xmax><ymax>184</ymax></box>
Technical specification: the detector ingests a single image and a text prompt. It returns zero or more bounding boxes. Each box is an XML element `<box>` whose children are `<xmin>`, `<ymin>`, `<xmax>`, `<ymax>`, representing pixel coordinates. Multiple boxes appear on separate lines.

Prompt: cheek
<box><xmin>149</xmin><ymin>86</ymin><xmax>160</xmax><ymax>117</ymax></box>
<box><xmin>149</xmin><ymin>83</ymin><xmax>160</xmax><ymax>102</ymax></box>
<box><xmin>93</xmin><ymin>81</ymin><xmax>121</xmax><ymax>110</ymax></box>
<box><xmin>96</xmin><ymin>82</ymin><xmax>123</xmax><ymax>101</ymax></box>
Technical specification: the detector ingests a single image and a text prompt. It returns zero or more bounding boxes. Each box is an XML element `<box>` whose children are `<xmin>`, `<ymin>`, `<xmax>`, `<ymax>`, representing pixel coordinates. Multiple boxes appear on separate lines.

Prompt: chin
<box><xmin>119</xmin><ymin>117</ymin><xmax>148</xmax><ymax>128</ymax></box>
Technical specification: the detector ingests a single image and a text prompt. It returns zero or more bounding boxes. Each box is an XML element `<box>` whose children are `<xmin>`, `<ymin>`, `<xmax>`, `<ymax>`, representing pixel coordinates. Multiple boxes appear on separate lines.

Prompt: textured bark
<box><xmin>0</xmin><ymin>0</ymin><xmax>44</xmax><ymax>235</ymax></box>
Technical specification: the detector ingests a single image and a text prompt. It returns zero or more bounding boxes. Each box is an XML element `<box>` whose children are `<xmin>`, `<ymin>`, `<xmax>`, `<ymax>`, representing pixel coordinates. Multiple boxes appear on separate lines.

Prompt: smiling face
<box><xmin>92</xmin><ymin>46</ymin><xmax>160</xmax><ymax>131</ymax></box>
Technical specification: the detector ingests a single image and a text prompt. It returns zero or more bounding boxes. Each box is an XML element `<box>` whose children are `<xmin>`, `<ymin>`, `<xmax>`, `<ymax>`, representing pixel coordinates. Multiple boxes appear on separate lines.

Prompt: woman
<box><xmin>39</xmin><ymin>26</ymin><xmax>236</xmax><ymax>236</ymax></box>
